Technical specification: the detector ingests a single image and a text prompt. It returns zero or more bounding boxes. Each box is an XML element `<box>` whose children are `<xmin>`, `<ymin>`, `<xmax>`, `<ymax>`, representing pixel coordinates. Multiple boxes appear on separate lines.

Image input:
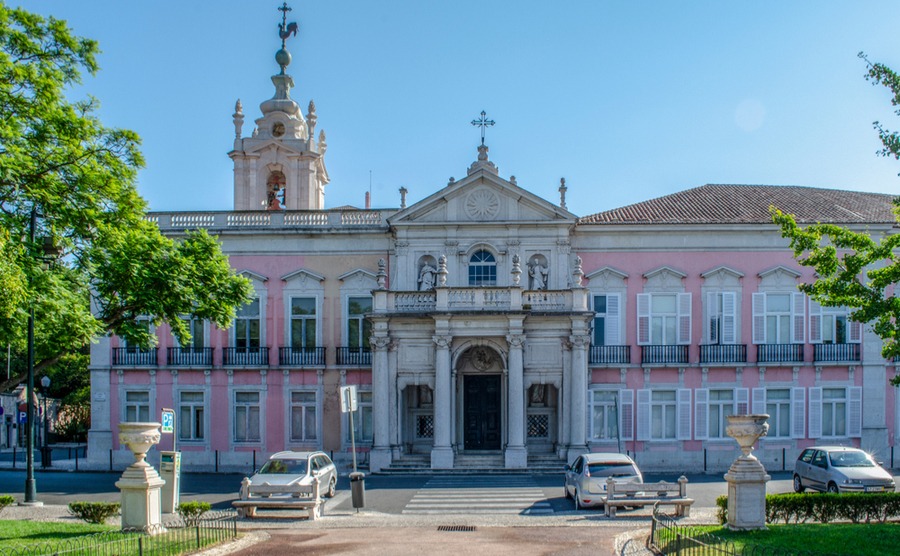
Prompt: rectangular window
<box><xmin>765</xmin><ymin>293</ymin><xmax>791</xmax><ymax>344</ymax></box>
<box><xmin>235</xmin><ymin>298</ymin><xmax>261</xmax><ymax>350</ymax></box>
<box><xmin>178</xmin><ymin>391</ymin><xmax>205</xmax><ymax>441</ymax></box>
<box><xmin>753</xmin><ymin>292</ymin><xmax>805</xmax><ymax>344</ymax></box>
<box><xmin>765</xmin><ymin>389</ymin><xmax>791</xmax><ymax>438</ymax></box>
<box><xmin>290</xmin><ymin>298</ymin><xmax>317</xmax><ymax>349</ymax></box>
<box><xmin>290</xmin><ymin>391</ymin><xmax>318</xmax><ymax>442</ymax></box>
<box><xmin>822</xmin><ymin>388</ymin><xmax>847</xmax><ymax>437</ymax></box>
<box><xmin>650</xmin><ymin>390</ymin><xmax>677</xmax><ymax>440</ymax></box>
<box><xmin>591</xmin><ymin>390</ymin><xmax>619</xmax><ymax>440</ymax></box>
<box><xmin>707</xmin><ymin>389</ymin><xmax>734</xmax><ymax>439</ymax></box>
<box><xmin>706</xmin><ymin>292</ymin><xmax>736</xmax><ymax>344</ymax></box>
<box><xmin>593</xmin><ymin>295</ymin><xmax>607</xmax><ymax>346</ymax></box>
<box><xmin>348</xmin><ymin>390</ymin><xmax>373</xmax><ymax>443</ymax></box>
<box><xmin>638</xmin><ymin>293</ymin><xmax>691</xmax><ymax>345</ymax></box>
<box><xmin>234</xmin><ymin>391</ymin><xmax>261</xmax><ymax>442</ymax></box>
<box><xmin>179</xmin><ymin>317</ymin><xmax>205</xmax><ymax>349</ymax></box>
<box><xmin>124</xmin><ymin>391</ymin><xmax>150</xmax><ymax>422</ymax></box>
<box><xmin>592</xmin><ymin>294</ymin><xmax>621</xmax><ymax>346</ymax></box>
<box><xmin>347</xmin><ymin>297</ymin><xmax>372</xmax><ymax>349</ymax></box>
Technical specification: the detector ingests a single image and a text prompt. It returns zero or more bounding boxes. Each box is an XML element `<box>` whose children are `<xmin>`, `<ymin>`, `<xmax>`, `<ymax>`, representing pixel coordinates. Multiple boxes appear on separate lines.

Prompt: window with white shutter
<box><xmin>620</xmin><ymin>389</ymin><xmax>634</xmax><ymax>440</ymax></box>
<box><xmin>694</xmin><ymin>388</ymin><xmax>709</xmax><ymax>440</ymax></box>
<box><xmin>791</xmin><ymin>293</ymin><xmax>806</xmax><ymax>344</ymax></box>
<box><xmin>637</xmin><ymin>293</ymin><xmax>691</xmax><ymax>345</ymax></box>
<box><xmin>677</xmin><ymin>389</ymin><xmax>692</xmax><ymax>440</ymax></box>
<box><xmin>751</xmin><ymin>387</ymin><xmax>765</xmax><ymax>415</ymax></box>
<box><xmin>736</xmin><ymin>388</ymin><xmax>749</xmax><ymax>415</ymax></box>
<box><xmin>637</xmin><ymin>389</ymin><xmax>651</xmax><ymax>441</ymax></box>
<box><xmin>707</xmin><ymin>292</ymin><xmax>737</xmax><ymax>344</ymax></box>
<box><xmin>808</xmin><ymin>387</ymin><xmax>822</xmax><ymax>439</ymax></box>
<box><xmin>847</xmin><ymin>387</ymin><xmax>862</xmax><ymax>438</ymax></box>
<box><xmin>791</xmin><ymin>387</ymin><xmax>806</xmax><ymax>439</ymax></box>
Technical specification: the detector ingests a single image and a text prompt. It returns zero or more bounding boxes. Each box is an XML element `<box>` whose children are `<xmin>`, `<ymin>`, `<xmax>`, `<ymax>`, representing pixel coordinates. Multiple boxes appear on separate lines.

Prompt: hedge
<box><xmin>716</xmin><ymin>492</ymin><xmax>900</xmax><ymax>525</ymax></box>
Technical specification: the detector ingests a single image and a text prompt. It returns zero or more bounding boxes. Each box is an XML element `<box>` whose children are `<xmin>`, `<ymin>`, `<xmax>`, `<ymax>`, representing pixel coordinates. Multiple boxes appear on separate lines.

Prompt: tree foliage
<box><xmin>774</xmin><ymin>53</ymin><xmax>900</xmax><ymax>384</ymax></box>
<box><xmin>0</xmin><ymin>3</ymin><xmax>252</xmax><ymax>393</ymax></box>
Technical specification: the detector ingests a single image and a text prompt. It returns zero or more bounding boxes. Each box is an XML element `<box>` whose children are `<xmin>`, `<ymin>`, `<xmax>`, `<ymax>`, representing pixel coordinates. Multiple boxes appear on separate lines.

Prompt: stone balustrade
<box><xmin>376</xmin><ymin>288</ymin><xmax>587</xmax><ymax>314</ymax></box>
<box><xmin>147</xmin><ymin>209</ymin><xmax>392</xmax><ymax>230</ymax></box>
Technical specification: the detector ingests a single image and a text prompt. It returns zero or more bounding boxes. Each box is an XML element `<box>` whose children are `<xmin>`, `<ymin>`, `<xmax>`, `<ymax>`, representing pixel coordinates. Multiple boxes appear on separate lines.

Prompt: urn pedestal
<box><xmin>724</xmin><ymin>414</ymin><xmax>770</xmax><ymax>531</ymax></box>
<box><xmin>115</xmin><ymin>422</ymin><xmax>166</xmax><ymax>533</ymax></box>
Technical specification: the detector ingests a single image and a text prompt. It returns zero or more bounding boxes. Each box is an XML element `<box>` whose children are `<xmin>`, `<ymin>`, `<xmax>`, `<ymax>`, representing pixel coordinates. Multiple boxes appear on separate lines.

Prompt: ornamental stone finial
<box><xmin>307</xmin><ymin>99</ymin><xmax>317</xmax><ymax>139</ymax></box>
<box><xmin>376</xmin><ymin>258</ymin><xmax>387</xmax><ymax>290</ymax></box>
<box><xmin>511</xmin><ymin>254</ymin><xmax>522</xmax><ymax>286</ymax></box>
<box><xmin>559</xmin><ymin>177</ymin><xmax>567</xmax><ymax>209</ymax></box>
<box><xmin>572</xmin><ymin>255</ymin><xmax>584</xmax><ymax>287</ymax></box>
<box><xmin>233</xmin><ymin>99</ymin><xmax>244</xmax><ymax>139</ymax></box>
<box><xmin>438</xmin><ymin>254</ymin><xmax>448</xmax><ymax>287</ymax></box>
<box><xmin>399</xmin><ymin>186</ymin><xmax>408</xmax><ymax>209</ymax></box>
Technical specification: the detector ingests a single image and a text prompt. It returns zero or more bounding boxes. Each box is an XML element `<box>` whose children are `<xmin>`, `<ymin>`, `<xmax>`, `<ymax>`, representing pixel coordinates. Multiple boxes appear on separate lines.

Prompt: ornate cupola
<box><xmin>229</xmin><ymin>2</ymin><xmax>329</xmax><ymax>211</ymax></box>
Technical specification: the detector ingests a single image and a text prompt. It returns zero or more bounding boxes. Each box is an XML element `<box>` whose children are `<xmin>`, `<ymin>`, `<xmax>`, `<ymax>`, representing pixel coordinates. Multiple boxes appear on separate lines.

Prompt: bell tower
<box><xmin>228</xmin><ymin>2</ymin><xmax>329</xmax><ymax>211</ymax></box>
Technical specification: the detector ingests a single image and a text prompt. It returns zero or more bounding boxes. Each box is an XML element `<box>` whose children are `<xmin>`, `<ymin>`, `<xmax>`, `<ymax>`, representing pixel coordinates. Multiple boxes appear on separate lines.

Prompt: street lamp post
<box><xmin>41</xmin><ymin>375</ymin><xmax>50</xmax><ymax>466</ymax></box>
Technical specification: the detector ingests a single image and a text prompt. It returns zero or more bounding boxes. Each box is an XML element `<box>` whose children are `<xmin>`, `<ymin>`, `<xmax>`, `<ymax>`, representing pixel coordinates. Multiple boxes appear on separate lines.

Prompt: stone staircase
<box><xmin>375</xmin><ymin>452</ymin><xmax>566</xmax><ymax>475</ymax></box>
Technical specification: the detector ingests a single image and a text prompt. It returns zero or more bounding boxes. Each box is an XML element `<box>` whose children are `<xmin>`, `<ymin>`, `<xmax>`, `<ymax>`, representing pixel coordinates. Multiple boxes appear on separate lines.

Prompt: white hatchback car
<box><xmin>793</xmin><ymin>446</ymin><xmax>895</xmax><ymax>494</ymax></box>
<box><xmin>246</xmin><ymin>451</ymin><xmax>338</xmax><ymax>498</ymax></box>
<box><xmin>564</xmin><ymin>452</ymin><xmax>643</xmax><ymax>510</ymax></box>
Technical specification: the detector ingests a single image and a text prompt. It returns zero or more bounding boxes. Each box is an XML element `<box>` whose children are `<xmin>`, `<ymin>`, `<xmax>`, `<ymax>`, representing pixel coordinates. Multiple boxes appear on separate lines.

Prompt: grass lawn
<box><xmin>0</xmin><ymin>520</ymin><xmax>114</xmax><ymax>549</ymax></box>
<box><xmin>689</xmin><ymin>523</ymin><xmax>900</xmax><ymax>556</ymax></box>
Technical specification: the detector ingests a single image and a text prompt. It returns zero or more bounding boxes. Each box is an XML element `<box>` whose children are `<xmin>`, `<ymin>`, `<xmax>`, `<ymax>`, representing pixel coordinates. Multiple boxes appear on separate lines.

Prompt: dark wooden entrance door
<box><xmin>463</xmin><ymin>374</ymin><xmax>501</xmax><ymax>450</ymax></box>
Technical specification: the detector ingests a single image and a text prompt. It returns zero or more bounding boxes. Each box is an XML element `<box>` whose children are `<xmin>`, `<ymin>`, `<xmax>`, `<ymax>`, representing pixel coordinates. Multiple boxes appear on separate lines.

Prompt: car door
<box><xmin>565</xmin><ymin>457</ymin><xmax>582</xmax><ymax>496</ymax></box>
<box><xmin>795</xmin><ymin>448</ymin><xmax>815</xmax><ymax>486</ymax></box>
<box><xmin>809</xmin><ymin>450</ymin><xmax>829</xmax><ymax>491</ymax></box>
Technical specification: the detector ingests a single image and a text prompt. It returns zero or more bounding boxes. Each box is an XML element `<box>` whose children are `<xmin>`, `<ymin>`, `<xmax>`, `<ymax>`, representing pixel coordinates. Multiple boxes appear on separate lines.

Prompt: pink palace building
<box><xmin>87</xmin><ymin>17</ymin><xmax>899</xmax><ymax>474</ymax></box>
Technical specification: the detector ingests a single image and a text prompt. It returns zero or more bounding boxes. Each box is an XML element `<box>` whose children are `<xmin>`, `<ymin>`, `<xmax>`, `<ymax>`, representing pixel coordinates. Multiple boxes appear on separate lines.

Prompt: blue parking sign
<box><xmin>161</xmin><ymin>409</ymin><xmax>175</xmax><ymax>434</ymax></box>
<box><xmin>18</xmin><ymin>411</ymin><xmax>27</xmax><ymax>424</ymax></box>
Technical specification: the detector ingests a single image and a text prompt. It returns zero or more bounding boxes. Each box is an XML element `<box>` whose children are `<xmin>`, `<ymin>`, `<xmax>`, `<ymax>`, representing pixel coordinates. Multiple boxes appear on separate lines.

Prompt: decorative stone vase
<box><xmin>116</xmin><ymin>422</ymin><xmax>166</xmax><ymax>533</ymax></box>
<box><xmin>725</xmin><ymin>414</ymin><xmax>769</xmax><ymax>459</ymax></box>
<box><xmin>724</xmin><ymin>414</ymin><xmax>771</xmax><ymax>531</ymax></box>
<box><xmin>118</xmin><ymin>422</ymin><xmax>162</xmax><ymax>466</ymax></box>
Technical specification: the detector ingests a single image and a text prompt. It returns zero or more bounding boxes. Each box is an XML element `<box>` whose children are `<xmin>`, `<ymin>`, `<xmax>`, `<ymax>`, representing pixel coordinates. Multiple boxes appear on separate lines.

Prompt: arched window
<box><xmin>266</xmin><ymin>171</ymin><xmax>286</xmax><ymax>210</ymax></box>
<box><xmin>468</xmin><ymin>250</ymin><xmax>497</xmax><ymax>286</ymax></box>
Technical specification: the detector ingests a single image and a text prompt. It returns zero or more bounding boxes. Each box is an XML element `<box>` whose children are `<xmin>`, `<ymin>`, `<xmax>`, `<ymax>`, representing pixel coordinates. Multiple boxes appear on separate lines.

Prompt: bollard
<box><xmin>215</xmin><ymin>449</ymin><xmax>219</xmax><ymax>473</ymax></box>
<box><xmin>350</xmin><ymin>472</ymin><xmax>366</xmax><ymax>510</ymax></box>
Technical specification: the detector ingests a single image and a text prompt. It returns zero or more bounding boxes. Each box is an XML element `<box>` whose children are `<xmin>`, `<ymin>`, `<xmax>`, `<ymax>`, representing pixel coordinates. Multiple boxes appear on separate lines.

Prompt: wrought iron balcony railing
<box><xmin>223</xmin><ymin>347</ymin><xmax>269</xmax><ymax>366</ymax></box>
<box><xmin>336</xmin><ymin>347</ymin><xmax>371</xmax><ymax>366</ymax></box>
<box><xmin>699</xmin><ymin>344</ymin><xmax>747</xmax><ymax>364</ymax></box>
<box><xmin>640</xmin><ymin>345</ymin><xmax>689</xmax><ymax>365</ymax></box>
<box><xmin>166</xmin><ymin>347</ymin><xmax>213</xmax><ymax>367</ymax></box>
<box><xmin>279</xmin><ymin>347</ymin><xmax>326</xmax><ymax>366</ymax></box>
<box><xmin>112</xmin><ymin>348</ymin><xmax>158</xmax><ymax>366</ymax></box>
<box><xmin>813</xmin><ymin>343</ymin><xmax>861</xmax><ymax>362</ymax></box>
<box><xmin>588</xmin><ymin>345</ymin><xmax>631</xmax><ymax>365</ymax></box>
<box><xmin>756</xmin><ymin>344</ymin><xmax>804</xmax><ymax>363</ymax></box>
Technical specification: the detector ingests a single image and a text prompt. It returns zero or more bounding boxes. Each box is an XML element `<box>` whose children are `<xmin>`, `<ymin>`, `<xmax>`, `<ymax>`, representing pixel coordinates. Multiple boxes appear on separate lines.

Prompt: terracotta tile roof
<box><xmin>578</xmin><ymin>184</ymin><xmax>898</xmax><ymax>225</ymax></box>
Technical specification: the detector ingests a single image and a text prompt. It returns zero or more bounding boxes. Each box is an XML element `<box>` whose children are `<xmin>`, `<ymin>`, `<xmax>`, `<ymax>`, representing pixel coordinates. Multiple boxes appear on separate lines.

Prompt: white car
<box><xmin>793</xmin><ymin>446</ymin><xmax>895</xmax><ymax>494</ymax></box>
<box><xmin>245</xmin><ymin>451</ymin><xmax>338</xmax><ymax>498</ymax></box>
<box><xmin>564</xmin><ymin>452</ymin><xmax>643</xmax><ymax>510</ymax></box>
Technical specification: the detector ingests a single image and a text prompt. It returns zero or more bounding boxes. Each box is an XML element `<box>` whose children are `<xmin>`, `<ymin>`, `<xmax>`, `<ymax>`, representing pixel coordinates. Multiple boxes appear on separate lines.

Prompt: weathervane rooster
<box><xmin>277</xmin><ymin>2</ymin><xmax>298</xmax><ymax>47</ymax></box>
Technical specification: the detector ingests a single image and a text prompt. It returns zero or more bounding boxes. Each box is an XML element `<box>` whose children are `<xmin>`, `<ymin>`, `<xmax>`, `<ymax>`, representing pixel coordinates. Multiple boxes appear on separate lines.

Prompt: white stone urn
<box><xmin>725</xmin><ymin>414</ymin><xmax>769</xmax><ymax>459</ymax></box>
<box><xmin>116</xmin><ymin>422</ymin><xmax>165</xmax><ymax>533</ymax></box>
<box><xmin>118</xmin><ymin>422</ymin><xmax>162</xmax><ymax>466</ymax></box>
<box><xmin>724</xmin><ymin>414</ymin><xmax>771</xmax><ymax>531</ymax></box>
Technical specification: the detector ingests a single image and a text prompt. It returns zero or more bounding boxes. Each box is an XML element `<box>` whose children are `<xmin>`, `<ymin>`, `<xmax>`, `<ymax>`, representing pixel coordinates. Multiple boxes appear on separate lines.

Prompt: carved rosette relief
<box><xmin>470</xmin><ymin>346</ymin><xmax>495</xmax><ymax>370</ymax></box>
<box><xmin>465</xmin><ymin>189</ymin><xmax>500</xmax><ymax>220</ymax></box>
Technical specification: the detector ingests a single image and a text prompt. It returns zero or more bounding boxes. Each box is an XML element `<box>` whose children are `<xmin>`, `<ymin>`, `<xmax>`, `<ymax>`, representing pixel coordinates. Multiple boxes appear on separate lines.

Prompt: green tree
<box><xmin>0</xmin><ymin>3</ymin><xmax>252</xmax><ymax>393</ymax></box>
<box><xmin>773</xmin><ymin>53</ymin><xmax>900</xmax><ymax>383</ymax></box>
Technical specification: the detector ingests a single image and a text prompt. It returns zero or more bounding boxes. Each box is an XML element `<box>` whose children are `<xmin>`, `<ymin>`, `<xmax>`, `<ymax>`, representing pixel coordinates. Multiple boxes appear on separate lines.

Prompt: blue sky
<box><xmin>17</xmin><ymin>1</ymin><xmax>900</xmax><ymax>214</ymax></box>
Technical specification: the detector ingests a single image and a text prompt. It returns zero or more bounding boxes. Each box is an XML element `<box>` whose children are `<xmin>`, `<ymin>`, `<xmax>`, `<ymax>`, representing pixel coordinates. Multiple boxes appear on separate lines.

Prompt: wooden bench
<box><xmin>232</xmin><ymin>476</ymin><xmax>324</xmax><ymax>520</ymax></box>
<box><xmin>603</xmin><ymin>475</ymin><xmax>694</xmax><ymax>518</ymax></box>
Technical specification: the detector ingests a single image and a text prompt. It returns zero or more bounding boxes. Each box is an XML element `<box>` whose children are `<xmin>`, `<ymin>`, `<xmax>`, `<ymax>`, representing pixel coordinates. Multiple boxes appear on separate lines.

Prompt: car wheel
<box><xmin>574</xmin><ymin>490</ymin><xmax>582</xmax><ymax>510</ymax></box>
<box><xmin>793</xmin><ymin>475</ymin><xmax>805</xmax><ymax>493</ymax></box>
<box><xmin>827</xmin><ymin>482</ymin><xmax>839</xmax><ymax>494</ymax></box>
<box><xmin>327</xmin><ymin>477</ymin><xmax>337</xmax><ymax>498</ymax></box>
<box><xmin>564</xmin><ymin>484</ymin><xmax>572</xmax><ymax>499</ymax></box>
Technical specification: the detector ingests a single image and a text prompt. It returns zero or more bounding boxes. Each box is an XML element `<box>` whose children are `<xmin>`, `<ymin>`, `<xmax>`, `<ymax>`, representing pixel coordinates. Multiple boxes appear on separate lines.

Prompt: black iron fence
<box><xmin>813</xmin><ymin>343</ymin><xmax>860</xmax><ymax>362</ymax></box>
<box><xmin>588</xmin><ymin>345</ymin><xmax>631</xmax><ymax>365</ymax></box>
<box><xmin>650</xmin><ymin>505</ymin><xmax>824</xmax><ymax>556</ymax></box>
<box><xmin>336</xmin><ymin>347</ymin><xmax>371</xmax><ymax>366</ymax></box>
<box><xmin>279</xmin><ymin>347</ymin><xmax>326</xmax><ymax>366</ymax></box>
<box><xmin>641</xmin><ymin>345</ymin><xmax>689</xmax><ymax>365</ymax></box>
<box><xmin>756</xmin><ymin>344</ymin><xmax>804</xmax><ymax>363</ymax></box>
<box><xmin>0</xmin><ymin>511</ymin><xmax>237</xmax><ymax>556</ymax></box>
<box><xmin>223</xmin><ymin>347</ymin><xmax>269</xmax><ymax>366</ymax></box>
<box><xmin>111</xmin><ymin>348</ymin><xmax>158</xmax><ymax>366</ymax></box>
<box><xmin>167</xmin><ymin>347</ymin><xmax>213</xmax><ymax>366</ymax></box>
<box><xmin>700</xmin><ymin>344</ymin><xmax>747</xmax><ymax>364</ymax></box>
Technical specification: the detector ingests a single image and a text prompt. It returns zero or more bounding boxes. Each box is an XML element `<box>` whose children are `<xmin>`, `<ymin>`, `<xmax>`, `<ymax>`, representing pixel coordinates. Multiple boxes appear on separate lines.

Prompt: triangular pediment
<box><xmin>234</xmin><ymin>139</ymin><xmax>314</xmax><ymax>158</ymax></box>
<box><xmin>388</xmin><ymin>171</ymin><xmax>576</xmax><ymax>226</ymax></box>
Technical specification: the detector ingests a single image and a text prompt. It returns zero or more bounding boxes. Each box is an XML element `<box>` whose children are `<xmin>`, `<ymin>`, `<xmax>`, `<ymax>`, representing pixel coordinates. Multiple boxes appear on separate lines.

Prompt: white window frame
<box><xmin>752</xmin><ymin>292</ymin><xmax>805</xmax><ymax>344</ymax></box>
<box><xmin>176</xmin><ymin>316</ymin><xmax>207</xmax><ymax>349</ymax></box>
<box><xmin>591</xmin><ymin>293</ymin><xmax>622</xmax><ymax>346</ymax></box>
<box><xmin>637</xmin><ymin>293</ymin><xmax>692</xmax><ymax>346</ymax></box>
<box><xmin>705</xmin><ymin>292</ymin><xmax>737</xmax><ymax>344</ymax></box>
<box><xmin>344</xmin><ymin>388</ymin><xmax>373</xmax><ymax>444</ymax></box>
<box><xmin>177</xmin><ymin>390</ymin><xmax>206</xmax><ymax>442</ymax></box>
<box><xmin>589</xmin><ymin>388</ymin><xmax>632</xmax><ymax>441</ymax></box>
<box><xmin>808</xmin><ymin>386</ymin><xmax>862</xmax><ymax>439</ymax></box>
<box><xmin>289</xmin><ymin>389</ymin><xmax>319</xmax><ymax>443</ymax></box>
<box><xmin>809</xmin><ymin>302</ymin><xmax>861</xmax><ymax>345</ymax></box>
<box><xmin>468</xmin><ymin>249</ymin><xmax>498</xmax><ymax>286</ymax></box>
<box><xmin>753</xmin><ymin>388</ymin><xmax>792</xmax><ymax>438</ymax></box>
<box><xmin>637</xmin><ymin>388</ymin><xmax>690</xmax><ymax>441</ymax></box>
<box><xmin>123</xmin><ymin>390</ymin><xmax>151</xmax><ymax>423</ymax></box>
<box><xmin>346</xmin><ymin>296</ymin><xmax>373</xmax><ymax>350</ymax></box>
<box><xmin>288</xmin><ymin>296</ymin><xmax>319</xmax><ymax>350</ymax></box>
<box><xmin>695</xmin><ymin>387</ymin><xmax>749</xmax><ymax>440</ymax></box>
<box><xmin>233</xmin><ymin>390</ymin><xmax>262</xmax><ymax>443</ymax></box>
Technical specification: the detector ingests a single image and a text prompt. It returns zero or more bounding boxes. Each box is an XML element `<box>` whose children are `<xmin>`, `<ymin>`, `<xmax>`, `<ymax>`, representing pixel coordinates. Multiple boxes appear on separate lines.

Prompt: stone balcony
<box><xmin>374</xmin><ymin>287</ymin><xmax>590</xmax><ymax>314</ymax></box>
<box><xmin>146</xmin><ymin>209</ymin><xmax>393</xmax><ymax>231</ymax></box>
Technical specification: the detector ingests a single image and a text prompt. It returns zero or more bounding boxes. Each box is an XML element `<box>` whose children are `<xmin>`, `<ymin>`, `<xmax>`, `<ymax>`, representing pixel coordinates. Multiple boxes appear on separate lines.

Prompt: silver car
<box><xmin>564</xmin><ymin>452</ymin><xmax>643</xmax><ymax>510</ymax></box>
<box><xmin>793</xmin><ymin>446</ymin><xmax>895</xmax><ymax>494</ymax></box>
<box><xmin>246</xmin><ymin>450</ymin><xmax>338</xmax><ymax>498</ymax></box>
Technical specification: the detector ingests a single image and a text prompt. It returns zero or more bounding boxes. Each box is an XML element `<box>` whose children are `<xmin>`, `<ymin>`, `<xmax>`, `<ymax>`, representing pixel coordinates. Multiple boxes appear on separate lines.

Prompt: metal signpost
<box><xmin>340</xmin><ymin>385</ymin><xmax>365</xmax><ymax>509</ymax></box>
<box><xmin>159</xmin><ymin>408</ymin><xmax>181</xmax><ymax>513</ymax></box>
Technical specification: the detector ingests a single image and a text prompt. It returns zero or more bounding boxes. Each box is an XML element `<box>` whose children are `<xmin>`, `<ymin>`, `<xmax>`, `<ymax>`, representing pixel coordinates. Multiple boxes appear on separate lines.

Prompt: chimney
<box><xmin>365</xmin><ymin>191</ymin><xmax>371</xmax><ymax>209</ymax></box>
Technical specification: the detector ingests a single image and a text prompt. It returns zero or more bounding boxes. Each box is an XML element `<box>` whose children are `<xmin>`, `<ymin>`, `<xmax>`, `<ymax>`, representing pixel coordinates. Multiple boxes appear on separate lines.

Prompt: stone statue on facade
<box><xmin>529</xmin><ymin>261</ymin><xmax>549</xmax><ymax>290</ymax></box>
<box><xmin>418</xmin><ymin>263</ymin><xmax>437</xmax><ymax>291</ymax></box>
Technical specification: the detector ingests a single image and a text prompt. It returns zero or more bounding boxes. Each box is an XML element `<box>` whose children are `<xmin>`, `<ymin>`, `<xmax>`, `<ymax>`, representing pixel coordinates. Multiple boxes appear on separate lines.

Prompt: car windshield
<box><xmin>258</xmin><ymin>458</ymin><xmax>308</xmax><ymax>475</ymax></box>
<box><xmin>587</xmin><ymin>463</ymin><xmax>636</xmax><ymax>477</ymax></box>
<box><xmin>829</xmin><ymin>451</ymin><xmax>875</xmax><ymax>468</ymax></box>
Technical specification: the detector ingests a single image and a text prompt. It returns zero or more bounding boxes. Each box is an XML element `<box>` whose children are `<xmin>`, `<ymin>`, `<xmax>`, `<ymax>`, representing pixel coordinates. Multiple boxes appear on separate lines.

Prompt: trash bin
<box><xmin>40</xmin><ymin>446</ymin><xmax>52</xmax><ymax>468</ymax></box>
<box><xmin>349</xmin><ymin>472</ymin><xmax>365</xmax><ymax>508</ymax></box>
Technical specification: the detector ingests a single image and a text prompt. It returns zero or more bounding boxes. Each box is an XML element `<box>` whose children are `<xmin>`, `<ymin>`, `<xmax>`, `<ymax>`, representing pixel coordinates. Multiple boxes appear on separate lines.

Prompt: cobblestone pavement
<box><xmin>1</xmin><ymin>503</ymin><xmax>719</xmax><ymax>555</ymax></box>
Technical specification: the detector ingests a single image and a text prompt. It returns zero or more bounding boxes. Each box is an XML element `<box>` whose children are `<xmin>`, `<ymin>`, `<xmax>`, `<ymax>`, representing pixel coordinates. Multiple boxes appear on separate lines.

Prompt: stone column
<box><xmin>506</xmin><ymin>334</ymin><xmax>528</xmax><ymax>468</ymax></box>
<box><xmin>567</xmin><ymin>334</ymin><xmax>590</xmax><ymax>462</ymax></box>
<box><xmin>431</xmin><ymin>334</ymin><xmax>454</xmax><ymax>469</ymax></box>
<box><xmin>369</xmin><ymin>335</ymin><xmax>392</xmax><ymax>472</ymax></box>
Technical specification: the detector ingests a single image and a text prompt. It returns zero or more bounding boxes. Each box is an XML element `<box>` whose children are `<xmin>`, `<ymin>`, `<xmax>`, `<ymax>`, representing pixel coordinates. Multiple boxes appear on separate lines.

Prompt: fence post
<box><xmin>138</xmin><ymin>535</ymin><xmax>144</xmax><ymax>556</ymax></box>
<box><xmin>782</xmin><ymin>447</ymin><xmax>786</xmax><ymax>471</ymax></box>
<box><xmin>11</xmin><ymin>446</ymin><xmax>15</xmax><ymax>469</ymax></box>
<box><xmin>215</xmin><ymin>449</ymin><xmax>219</xmax><ymax>473</ymax></box>
<box><xmin>109</xmin><ymin>448</ymin><xmax>113</xmax><ymax>471</ymax></box>
<box><xmin>196</xmin><ymin>526</ymin><xmax>201</xmax><ymax>549</ymax></box>
<box><xmin>252</xmin><ymin>450</ymin><xmax>256</xmax><ymax>473</ymax></box>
